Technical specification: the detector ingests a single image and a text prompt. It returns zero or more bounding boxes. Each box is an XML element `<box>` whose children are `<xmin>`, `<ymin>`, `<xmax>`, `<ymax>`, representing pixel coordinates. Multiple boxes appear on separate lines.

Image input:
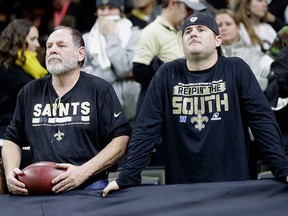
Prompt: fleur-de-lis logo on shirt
<box><xmin>191</xmin><ymin>112</ymin><xmax>208</xmax><ymax>131</ymax></box>
<box><xmin>54</xmin><ymin>129</ymin><xmax>64</xmax><ymax>141</ymax></box>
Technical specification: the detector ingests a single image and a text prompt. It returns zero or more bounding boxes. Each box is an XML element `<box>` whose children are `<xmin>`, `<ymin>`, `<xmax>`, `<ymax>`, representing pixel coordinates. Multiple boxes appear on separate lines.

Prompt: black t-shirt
<box><xmin>5</xmin><ymin>72</ymin><xmax>131</xmax><ymax>171</ymax></box>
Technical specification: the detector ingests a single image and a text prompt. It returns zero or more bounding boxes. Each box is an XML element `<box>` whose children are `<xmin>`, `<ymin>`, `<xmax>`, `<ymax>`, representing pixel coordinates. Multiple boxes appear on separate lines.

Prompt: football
<box><xmin>17</xmin><ymin>161</ymin><xmax>65</xmax><ymax>195</ymax></box>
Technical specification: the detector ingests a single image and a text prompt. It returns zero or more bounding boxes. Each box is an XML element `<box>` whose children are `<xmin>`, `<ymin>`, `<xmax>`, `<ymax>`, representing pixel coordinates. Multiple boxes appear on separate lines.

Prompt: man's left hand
<box><xmin>51</xmin><ymin>163</ymin><xmax>89</xmax><ymax>193</ymax></box>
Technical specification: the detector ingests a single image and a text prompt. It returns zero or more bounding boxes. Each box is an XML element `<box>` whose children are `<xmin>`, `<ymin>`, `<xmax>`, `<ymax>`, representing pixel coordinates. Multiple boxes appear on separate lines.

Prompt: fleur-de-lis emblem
<box><xmin>191</xmin><ymin>112</ymin><xmax>208</xmax><ymax>131</ymax></box>
<box><xmin>190</xmin><ymin>17</ymin><xmax>198</xmax><ymax>23</ymax></box>
<box><xmin>54</xmin><ymin>129</ymin><xmax>64</xmax><ymax>141</ymax></box>
<box><xmin>102</xmin><ymin>0</ymin><xmax>109</xmax><ymax>4</ymax></box>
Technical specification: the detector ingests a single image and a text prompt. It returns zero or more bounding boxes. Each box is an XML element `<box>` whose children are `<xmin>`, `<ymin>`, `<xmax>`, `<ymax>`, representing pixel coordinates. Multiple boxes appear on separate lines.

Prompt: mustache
<box><xmin>46</xmin><ymin>55</ymin><xmax>61</xmax><ymax>62</ymax></box>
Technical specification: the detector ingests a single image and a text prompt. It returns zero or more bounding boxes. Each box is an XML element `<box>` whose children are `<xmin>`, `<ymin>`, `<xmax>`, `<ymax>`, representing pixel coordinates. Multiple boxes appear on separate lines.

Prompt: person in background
<box><xmin>0</xmin><ymin>19</ymin><xmax>47</xmax><ymax>143</ymax></box>
<box><xmin>1</xmin><ymin>26</ymin><xmax>131</xmax><ymax>195</ymax></box>
<box><xmin>260</xmin><ymin>25</ymin><xmax>288</xmax><ymax>152</ymax></box>
<box><xmin>215</xmin><ymin>9</ymin><xmax>281</xmax><ymax>176</ymax></box>
<box><xmin>268</xmin><ymin>0</ymin><xmax>288</xmax><ymax>22</ymax></box>
<box><xmin>215</xmin><ymin>9</ymin><xmax>268</xmax><ymax>92</ymax></box>
<box><xmin>41</xmin><ymin>0</ymin><xmax>94</xmax><ymax>37</ymax></box>
<box><xmin>259</xmin><ymin>26</ymin><xmax>288</xmax><ymax>98</ymax></box>
<box><xmin>102</xmin><ymin>12</ymin><xmax>288</xmax><ymax>197</ymax></box>
<box><xmin>133</xmin><ymin>0</ymin><xmax>207</xmax><ymax>117</ymax></box>
<box><xmin>205</xmin><ymin>0</ymin><xmax>230</xmax><ymax>10</ymax></box>
<box><xmin>127</xmin><ymin>0</ymin><xmax>162</xmax><ymax>29</ymax></box>
<box><xmin>235</xmin><ymin>0</ymin><xmax>277</xmax><ymax>52</ymax></box>
<box><xmin>0</xmin><ymin>19</ymin><xmax>46</xmax><ymax>194</ymax></box>
<box><xmin>259</xmin><ymin>25</ymin><xmax>288</xmax><ymax>95</ymax></box>
<box><xmin>132</xmin><ymin>0</ymin><xmax>207</xmax><ymax>166</ymax></box>
<box><xmin>267</xmin><ymin>0</ymin><xmax>288</xmax><ymax>31</ymax></box>
<box><xmin>82</xmin><ymin>0</ymin><xmax>140</xmax><ymax>126</ymax></box>
<box><xmin>196</xmin><ymin>0</ymin><xmax>240</xmax><ymax>13</ymax></box>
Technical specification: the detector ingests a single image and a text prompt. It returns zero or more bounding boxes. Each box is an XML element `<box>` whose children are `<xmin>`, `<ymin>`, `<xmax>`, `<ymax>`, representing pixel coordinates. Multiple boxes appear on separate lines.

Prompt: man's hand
<box><xmin>102</xmin><ymin>180</ymin><xmax>120</xmax><ymax>197</ymax></box>
<box><xmin>98</xmin><ymin>17</ymin><xmax>117</xmax><ymax>35</ymax></box>
<box><xmin>6</xmin><ymin>168</ymin><xmax>28</xmax><ymax>195</ymax></box>
<box><xmin>51</xmin><ymin>163</ymin><xmax>89</xmax><ymax>193</ymax></box>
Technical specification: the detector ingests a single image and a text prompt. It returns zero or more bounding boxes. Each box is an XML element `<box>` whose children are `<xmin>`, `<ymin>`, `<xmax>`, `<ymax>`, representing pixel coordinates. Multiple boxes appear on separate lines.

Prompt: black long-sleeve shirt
<box><xmin>117</xmin><ymin>57</ymin><xmax>288</xmax><ymax>187</ymax></box>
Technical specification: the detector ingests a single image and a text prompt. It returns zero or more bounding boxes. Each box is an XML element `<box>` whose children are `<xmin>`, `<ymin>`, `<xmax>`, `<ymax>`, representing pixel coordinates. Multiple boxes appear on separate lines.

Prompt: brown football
<box><xmin>17</xmin><ymin>161</ymin><xmax>65</xmax><ymax>195</ymax></box>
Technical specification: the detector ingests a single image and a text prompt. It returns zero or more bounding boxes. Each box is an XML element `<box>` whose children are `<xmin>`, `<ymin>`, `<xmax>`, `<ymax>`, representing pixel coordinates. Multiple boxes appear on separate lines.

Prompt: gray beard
<box><xmin>46</xmin><ymin>55</ymin><xmax>78</xmax><ymax>75</ymax></box>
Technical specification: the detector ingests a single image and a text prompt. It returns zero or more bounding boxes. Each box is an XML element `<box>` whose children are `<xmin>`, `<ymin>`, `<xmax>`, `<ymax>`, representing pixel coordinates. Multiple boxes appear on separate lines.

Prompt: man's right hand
<box><xmin>102</xmin><ymin>180</ymin><xmax>120</xmax><ymax>197</ymax></box>
<box><xmin>98</xmin><ymin>17</ymin><xmax>117</xmax><ymax>35</ymax></box>
<box><xmin>6</xmin><ymin>168</ymin><xmax>28</xmax><ymax>195</ymax></box>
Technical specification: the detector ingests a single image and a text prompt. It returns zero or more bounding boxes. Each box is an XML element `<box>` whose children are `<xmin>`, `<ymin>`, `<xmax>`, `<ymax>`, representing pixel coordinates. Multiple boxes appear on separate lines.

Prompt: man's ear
<box><xmin>78</xmin><ymin>46</ymin><xmax>85</xmax><ymax>62</ymax></box>
<box><xmin>215</xmin><ymin>35</ymin><xmax>222</xmax><ymax>47</ymax></box>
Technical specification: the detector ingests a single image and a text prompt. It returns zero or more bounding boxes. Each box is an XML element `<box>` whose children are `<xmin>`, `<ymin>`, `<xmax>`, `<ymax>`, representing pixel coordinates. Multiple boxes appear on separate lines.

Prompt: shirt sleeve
<box><xmin>132</xmin><ymin>27</ymin><xmax>160</xmax><ymax>65</ymax></box>
<box><xmin>98</xmin><ymin>85</ymin><xmax>132</xmax><ymax>142</ymax></box>
<box><xmin>117</xmin><ymin>68</ymin><xmax>165</xmax><ymax>187</ymax></box>
<box><xmin>238</xmin><ymin>58</ymin><xmax>288</xmax><ymax>180</ymax></box>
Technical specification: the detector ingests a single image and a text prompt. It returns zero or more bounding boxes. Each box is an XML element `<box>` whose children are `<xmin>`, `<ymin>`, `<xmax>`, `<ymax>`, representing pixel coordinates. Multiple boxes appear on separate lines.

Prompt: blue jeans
<box><xmin>84</xmin><ymin>179</ymin><xmax>108</xmax><ymax>190</ymax></box>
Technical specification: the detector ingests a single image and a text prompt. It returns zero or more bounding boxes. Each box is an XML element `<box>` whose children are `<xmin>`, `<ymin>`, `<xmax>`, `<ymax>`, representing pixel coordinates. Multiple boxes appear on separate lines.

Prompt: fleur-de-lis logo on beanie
<box><xmin>190</xmin><ymin>17</ymin><xmax>198</xmax><ymax>23</ymax></box>
<box><xmin>102</xmin><ymin>0</ymin><xmax>109</xmax><ymax>4</ymax></box>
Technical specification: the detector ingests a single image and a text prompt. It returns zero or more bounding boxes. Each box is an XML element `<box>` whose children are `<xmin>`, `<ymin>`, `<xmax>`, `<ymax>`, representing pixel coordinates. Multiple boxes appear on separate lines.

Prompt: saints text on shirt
<box><xmin>32</xmin><ymin>102</ymin><xmax>90</xmax><ymax>126</ymax></box>
<box><xmin>172</xmin><ymin>81</ymin><xmax>229</xmax><ymax>115</ymax></box>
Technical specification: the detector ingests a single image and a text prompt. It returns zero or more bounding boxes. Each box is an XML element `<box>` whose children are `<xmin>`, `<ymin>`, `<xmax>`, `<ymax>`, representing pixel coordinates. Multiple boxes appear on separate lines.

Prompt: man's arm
<box><xmin>51</xmin><ymin>135</ymin><xmax>129</xmax><ymax>193</ymax></box>
<box><xmin>237</xmin><ymin>59</ymin><xmax>288</xmax><ymax>180</ymax></box>
<box><xmin>2</xmin><ymin>140</ymin><xmax>27</xmax><ymax>195</ymax></box>
<box><xmin>81</xmin><ymin>135</ymin><xmax>129</xmax><ymax>176</ymax></box>
<box><xmin>132</xmin><ymin>62</ymin><xmax>156</xmax><ymax>87</ymax></box>
<box><xmin>103</xmin><ymin>69</ymin><xmax>166</xmax><ymax>197</ymax></box>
